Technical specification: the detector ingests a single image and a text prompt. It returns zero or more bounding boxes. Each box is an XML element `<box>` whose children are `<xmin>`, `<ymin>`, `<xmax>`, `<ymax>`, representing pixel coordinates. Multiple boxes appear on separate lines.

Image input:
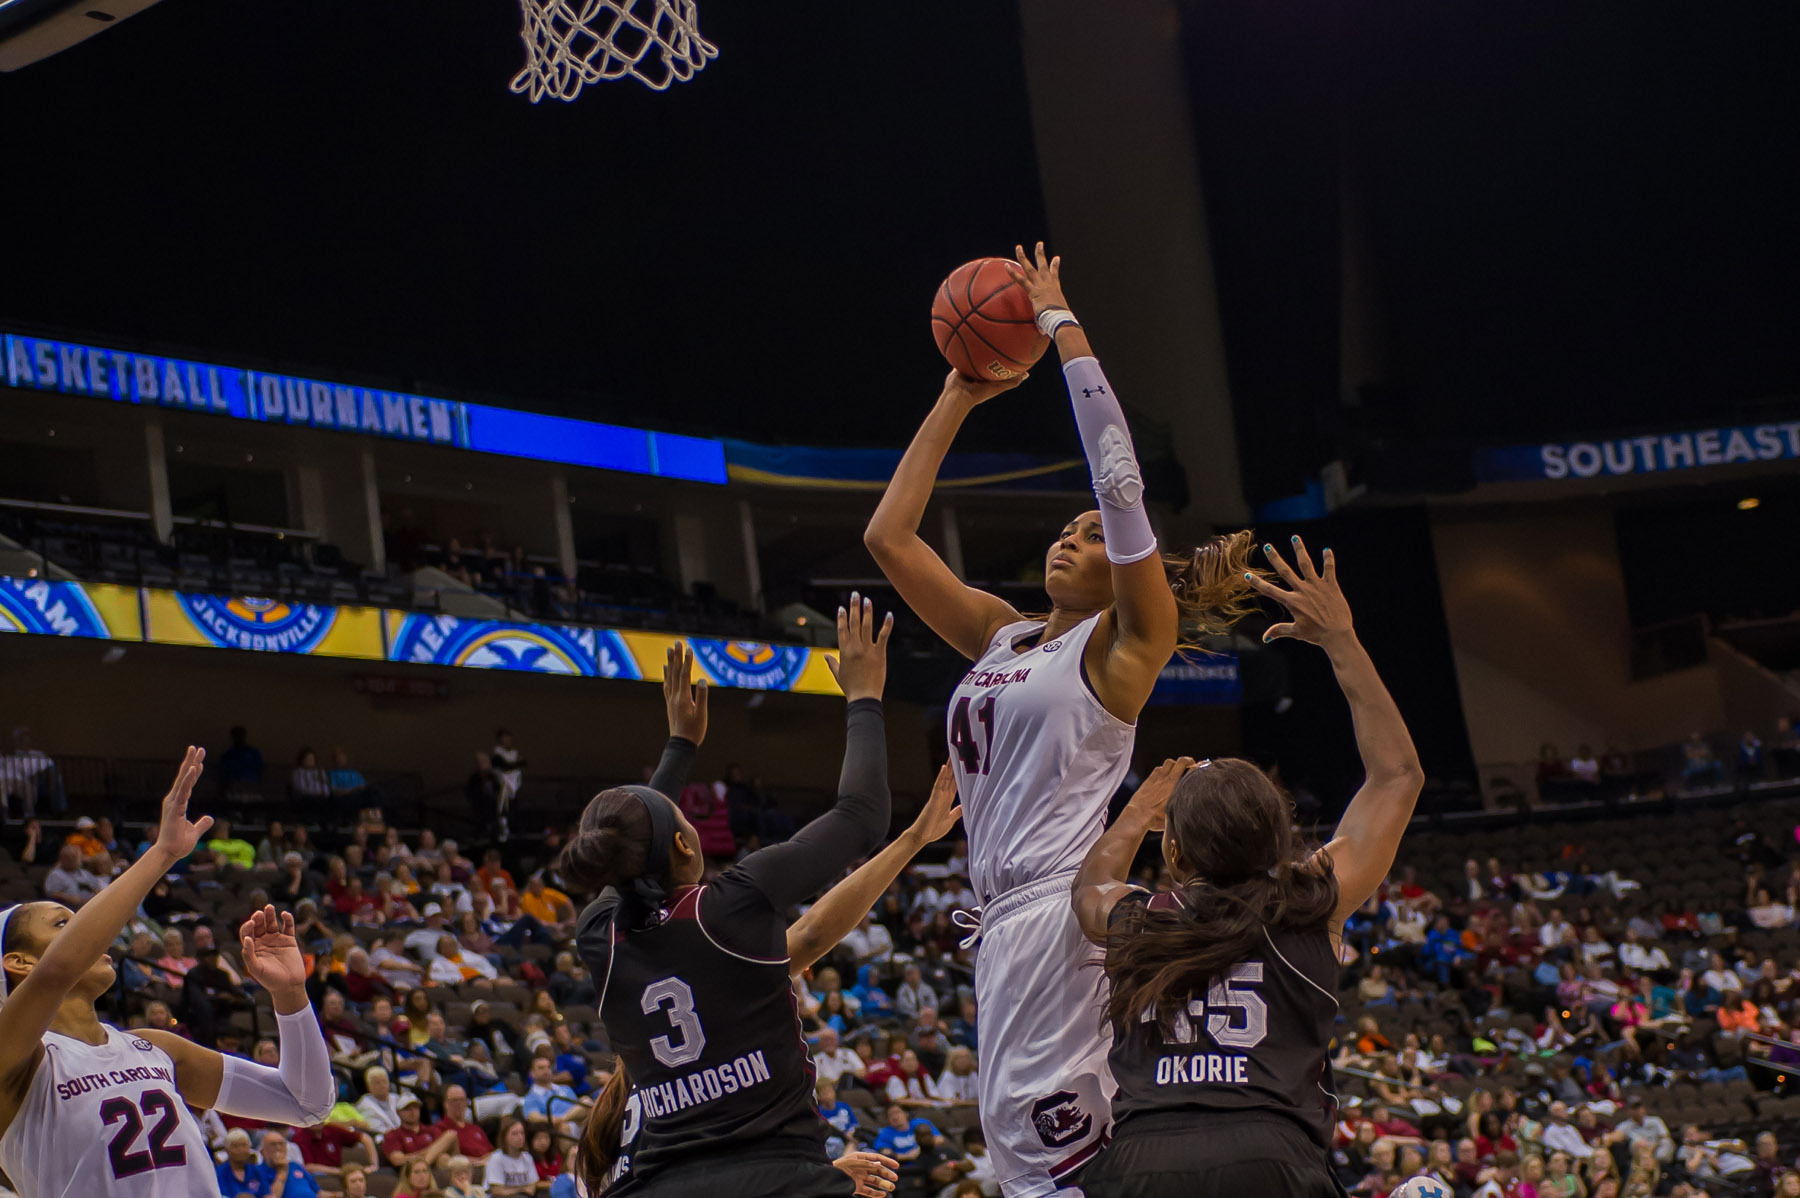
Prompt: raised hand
<box><xmin>832</xmin><ymin>1150</ymin><xmax>900</xmax><ymax>1196</ymax></box>
<box><xmin>1124</xmin><ymin>757</ymin><xmax>1197</xmax><ymax>833</ymax></box>
<box><xmin>239</xmin><ymin>905</ymin><xmax>307</xmax><ymax>993</ymax></box>
<box><xmin>663</xmin><ymin>641</ymin><xmax>709</xmax><ymax>744</ymax></box>
<box><xmin>825</xmin><ymin>592</ymin><xmax>894</xmax><ymax>703</ymax></box>
<box><xmin>1248</xmin><ymin>536</ymin><xmax>1354</xmax><ymax>648</ymax></box>
<box><xmin>1013</xmin><ymin>240</ymin><xmax>1069</xmax><ymax>316</ymax></box>
<box><xmin>153</xmin><ymin>747</ymin><xmax>211</xmax><ymax>861</ymax></box>
<box><xmin>909</xmin><ymin>764</ymin><xmax>963</xmax><ymax>844</ymax></box>
<box><xmin>941</xmin><ymin>367</ymin><xmax>1029</xmax><ymax>410</ymax></box>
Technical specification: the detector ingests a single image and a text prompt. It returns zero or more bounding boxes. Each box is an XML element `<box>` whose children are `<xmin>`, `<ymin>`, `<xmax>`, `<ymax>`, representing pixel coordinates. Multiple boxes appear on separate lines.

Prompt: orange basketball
<box><xmin>931</xmin><ymin>257</ymin><xmax>1050</xmax><ymax>382</ymax></box>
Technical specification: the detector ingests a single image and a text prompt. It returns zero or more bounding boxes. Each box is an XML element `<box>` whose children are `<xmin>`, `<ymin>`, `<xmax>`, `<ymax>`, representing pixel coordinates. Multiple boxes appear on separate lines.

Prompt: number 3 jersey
<box><xmin>587</xmin><ymin>884</ymin><xmax>826</xmax><ymax>1192</ymax></box>
<box><xmin>0</xmin><ymin>1026</ymin><xmax>215</xmax><ymax>1198</ymax></box>
<box><xmin>1106</xmin><ymin>891</ymin><xmax>1341</xmax><ymax>1147</ymax></box>
<box><xmin>948</xmin><ymin>615</ymin><xmax>1135</xmax><ymax>903</ymax></box>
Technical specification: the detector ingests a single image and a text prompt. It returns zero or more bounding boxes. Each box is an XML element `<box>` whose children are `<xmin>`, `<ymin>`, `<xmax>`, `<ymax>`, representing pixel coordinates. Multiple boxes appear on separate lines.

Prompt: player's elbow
<box><xmin>300</xmin><ymin>1085</ymin><xmax>336</xmax><ymax>1126</ymax></box>
<box><xmin>862</xmin><ymin>522</ymin><xmax>901</xmax><ymax>561</ymax></box>
<box><xmin>1372</xmin><ymin>761</ymin><xmax>1426</xmax><ymax>794</ymax></box>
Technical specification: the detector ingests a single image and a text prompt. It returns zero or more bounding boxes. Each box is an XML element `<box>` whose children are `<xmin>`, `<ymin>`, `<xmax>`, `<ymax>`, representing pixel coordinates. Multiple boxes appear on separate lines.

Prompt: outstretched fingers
<box><xmin>1289</xmin><ymin>534</ymin><xmax>1320</xmax><ymax>580</ymax></box>
<box><xmin>1260</xmin><ymin>541</ymin><xmax>1304</xmax><ymax>588</ymax></box>
<box><xmin>1243</xmin><ymin>570</ymin><xmax>1292</xmax><ymax>603</ymax></box>
<box><xmin>169</xmin><ymin>746</ymin><xmax>205</xmax><ymax>805</ymax></box>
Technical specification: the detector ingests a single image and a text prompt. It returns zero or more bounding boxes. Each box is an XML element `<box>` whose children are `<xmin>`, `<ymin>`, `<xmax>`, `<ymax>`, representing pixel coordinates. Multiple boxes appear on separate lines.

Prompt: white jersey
<box><xmin>0</xmin><ymin>1026</ymin><xmax>216</xmax><ymax>1198</ymax></box>
<box><xmin>948</xmin><ymin>615</ymin><xmax>1135</xmax><ymax>903</ymax></box>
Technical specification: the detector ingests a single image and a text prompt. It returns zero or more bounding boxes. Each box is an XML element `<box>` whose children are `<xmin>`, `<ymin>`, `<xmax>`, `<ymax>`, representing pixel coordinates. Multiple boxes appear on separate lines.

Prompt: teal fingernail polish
<box><xmin>1291</xmin><ymin>535</ymin><xmax>1300</xmax><ymax>543</ymax></box>
<box><xmin>1244</xmin><ymin>573</ymin><xmax>1253</xmax><ymax>581</ymax></box>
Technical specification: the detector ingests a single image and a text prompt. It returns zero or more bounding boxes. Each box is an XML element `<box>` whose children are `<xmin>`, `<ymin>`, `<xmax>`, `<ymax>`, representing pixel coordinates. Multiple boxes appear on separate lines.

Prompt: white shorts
<box><xmin>973</xmin><ymin>870</ymin><xmax>1114</xmax><ymax>1198</ymax></box>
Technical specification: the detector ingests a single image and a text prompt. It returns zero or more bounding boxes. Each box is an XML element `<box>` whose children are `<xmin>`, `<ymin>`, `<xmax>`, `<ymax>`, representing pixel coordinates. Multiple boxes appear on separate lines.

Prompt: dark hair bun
<box><xmin>559</xmin><ymin>790</ymin><xmax>654</xmax><ymax>895</ymax></box>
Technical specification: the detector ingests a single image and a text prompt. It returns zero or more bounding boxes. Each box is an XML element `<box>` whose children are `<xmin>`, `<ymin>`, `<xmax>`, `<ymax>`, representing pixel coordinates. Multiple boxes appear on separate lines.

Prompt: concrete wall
<box><xmin>1430</xmin><ymin>503</ymin><xmax>1725</xmax><ymax>767</ymax></box>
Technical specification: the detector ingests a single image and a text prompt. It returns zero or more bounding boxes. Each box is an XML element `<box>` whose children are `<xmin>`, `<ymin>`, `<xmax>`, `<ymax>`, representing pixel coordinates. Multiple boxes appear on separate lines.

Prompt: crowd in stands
<box><xmin>0</xmin><ymin>740</ymin><xmax>999</xmax><ymax>1198</ymax></box>
<box><xmin>6</xmin><ymin>720</ymin><xmax>1800</xmax><ymax>1197</ymax></box>
<box><xmin>1529</xmin><ymin>725</ymin><xmax>1800</xmax><ymax>808</ymax></box>
<box><xmin>1327</xmin><ymin>796</ymin><xmax>1800</xmax><ymax>1197</ymax></box>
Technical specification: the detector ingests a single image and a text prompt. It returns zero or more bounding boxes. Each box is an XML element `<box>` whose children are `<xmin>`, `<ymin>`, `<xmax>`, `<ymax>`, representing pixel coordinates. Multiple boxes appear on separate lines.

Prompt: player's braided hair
<box><xmin>1101</xmin><ymin>759</ymin><xmax>1338</xmax><ymax>1036</ymax></box>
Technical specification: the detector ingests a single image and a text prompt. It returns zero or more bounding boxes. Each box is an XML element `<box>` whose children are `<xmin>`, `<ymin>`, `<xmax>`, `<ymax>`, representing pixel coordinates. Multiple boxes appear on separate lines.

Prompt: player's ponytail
<box><xmin>1101</xmin><ymin>759</ymin><xmax>1338</xmax><ymax>1037</ymax></box>
<box><xmin>557</xmin><ymin>789</ymin><xmax>654</xmax><ymax>895</ymax></box>
<box><xmin>1164</xmin><ymin>529</ymin><xmax>1262</xmax><ymax>643</ymax></box>
<box><xmin>577</xmin><ymin>1057</ymin><xmax>631</xmax><ymax>1194</ymax></box>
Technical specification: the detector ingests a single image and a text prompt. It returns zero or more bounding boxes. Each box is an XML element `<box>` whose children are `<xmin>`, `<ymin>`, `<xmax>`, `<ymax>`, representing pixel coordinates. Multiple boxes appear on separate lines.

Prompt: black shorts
<box><xmin>1078</xmin><ymin>1111</ymin><xmax>1347</xmax><ymax>1198</ymax></box>
<box><xmin>619</xmin><ymin>1153</ymin><xmax>855</xmax><ymax>1198</ymax></box>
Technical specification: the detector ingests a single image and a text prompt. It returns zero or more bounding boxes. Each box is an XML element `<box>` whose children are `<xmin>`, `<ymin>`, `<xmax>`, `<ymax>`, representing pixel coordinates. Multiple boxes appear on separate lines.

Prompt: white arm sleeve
<box><xmin>213</xmin><ymin>1007</ymin><xmax>336</xmax><ymax>1125</ymax></box>
<box><xmin>1062</xmin><ymin>355</ymin><xmax>1159</xmax><ymax>565</ymax></box>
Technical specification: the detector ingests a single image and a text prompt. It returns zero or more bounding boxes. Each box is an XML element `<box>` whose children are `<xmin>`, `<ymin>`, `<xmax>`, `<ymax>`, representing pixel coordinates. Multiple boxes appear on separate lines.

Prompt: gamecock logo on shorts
<box><xmin>1030</xmin><ymin>1091</ymin><xmax>1092</xmax><ymax>1149</ymax></box>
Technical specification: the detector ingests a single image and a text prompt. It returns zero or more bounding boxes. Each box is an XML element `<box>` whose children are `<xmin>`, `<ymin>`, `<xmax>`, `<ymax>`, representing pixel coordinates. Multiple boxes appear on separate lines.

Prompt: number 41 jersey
<box><xmin>592</xmin><ymin>885</ymin><xmax>826</xmax><ymax>1191</ymax></box>
<box><xmin>0</xmin><ymin>1026</ymin><xmax>215</xmax><ymax>1198</ymax></box>
<box><xmin>948</xmin><ymin>615</ymin><xmax>1135</xmax><ymax>903</ymax></box>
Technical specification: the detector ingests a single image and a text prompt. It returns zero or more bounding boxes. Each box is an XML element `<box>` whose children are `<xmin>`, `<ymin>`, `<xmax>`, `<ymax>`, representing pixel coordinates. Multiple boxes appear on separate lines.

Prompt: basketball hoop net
<box><xmin>511</xmin><ymin>0</ymin><xmax>717</xmax><ymax>103</ymax></box>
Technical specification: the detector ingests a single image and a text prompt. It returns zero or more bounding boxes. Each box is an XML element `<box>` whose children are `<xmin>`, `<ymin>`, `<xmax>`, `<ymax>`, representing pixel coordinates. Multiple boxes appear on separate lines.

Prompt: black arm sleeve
<box><xmin>700</xmin><ymin>699</ymin><xmax>891</xmax><ymax>958</ymax></box>
<box><xmin>646</xmin><ymin>736</ymin><xmax>697</xmax><ymax>800</ymax></box>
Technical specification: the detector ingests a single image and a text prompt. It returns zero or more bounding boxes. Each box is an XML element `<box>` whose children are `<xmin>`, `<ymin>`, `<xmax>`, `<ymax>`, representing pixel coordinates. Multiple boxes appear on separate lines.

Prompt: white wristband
<box><xmin>1036</xmin><ymin>308</ymin><xmax>1080</xmax><ymax>338</ymax></box>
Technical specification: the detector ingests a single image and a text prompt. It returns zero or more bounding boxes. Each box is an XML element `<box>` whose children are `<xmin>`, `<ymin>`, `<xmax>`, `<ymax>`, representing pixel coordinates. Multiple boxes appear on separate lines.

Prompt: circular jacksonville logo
<box><xmin>0</xmin><ymin>578</ymin><xmax>108</xmax><ymax>638</ymax></box>
<box><xmin>389</xmin><ymin>615</ymin><xmax>635</xmax><ymax>679</ymax></box>
<box><xmin>689</xmin><ymin>638</ymin><xmax>809</xmax><ymax>691</ymax></box>
<box><xmin>177</xmin><ymin>594</ymin><xmax>333</xmax><ymax>653</ymax></box>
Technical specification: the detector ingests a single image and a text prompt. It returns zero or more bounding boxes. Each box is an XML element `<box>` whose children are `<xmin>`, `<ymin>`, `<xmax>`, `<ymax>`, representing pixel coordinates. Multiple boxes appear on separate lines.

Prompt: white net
<box><xmin>512</xmin><ymin>0</ymin><xmax>717</xmax><ymax>103</ymax></box>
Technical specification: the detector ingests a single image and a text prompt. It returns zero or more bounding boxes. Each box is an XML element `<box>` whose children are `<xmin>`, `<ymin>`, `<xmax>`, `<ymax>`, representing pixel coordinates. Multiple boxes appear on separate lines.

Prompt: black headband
<box><xmin>623</xmin><ymin>784</ymin><xmax>679</xmax><ymax>922</ymax></box>
<box><xmin>581</xmin><ymin>786</ymin><xmax>680</xmax><ymax>939</ymax></box>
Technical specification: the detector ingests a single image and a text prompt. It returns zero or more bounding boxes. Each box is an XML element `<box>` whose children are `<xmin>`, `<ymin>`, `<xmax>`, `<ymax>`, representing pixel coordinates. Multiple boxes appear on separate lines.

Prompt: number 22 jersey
<box><xmin>948</xmin><ymin>615</ymin><xmax>1135</xmax><ymax>903</ymax></box>
<box><xmin>0</xmin><ymin>1026</ymin><xmax>216</xmax><ymax>1198</ymax></box>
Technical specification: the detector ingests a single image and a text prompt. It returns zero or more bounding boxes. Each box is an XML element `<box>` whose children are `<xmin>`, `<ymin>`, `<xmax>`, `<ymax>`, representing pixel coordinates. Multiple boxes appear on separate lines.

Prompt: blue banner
<box><xmin>1</xmin><ymin>331</ymin><xmax>727</xmax><ymax>484</ymax></box>
<box><xmin>386</xmin><ymin>612</ymin><xmax>642</xmax><ymax>679</ymax></box>
<box><xmin>1477</xmin><ymin>420</ymin><xmax>1800</xmax><ymax>483</ymax></box>
<box><xmin>0</xmin><ymin>577</ymin><xmax>114</xmax><ymax>638</ymax></box>
<box><xmin>687</xmin><ymin>637</ymin><xmax>813</xmax><ymax>691</ymax></box>
<box><xmin>1147</xmin><ymin>653</ymin><xmax>1241</xmax><ymax>706</ymax></box>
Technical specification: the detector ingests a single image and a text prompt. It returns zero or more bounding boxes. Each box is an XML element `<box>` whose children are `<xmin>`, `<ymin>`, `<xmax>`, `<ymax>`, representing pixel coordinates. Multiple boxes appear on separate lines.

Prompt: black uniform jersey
<box><xmin>1106</xmin><ymin>889</ymin><xmax>1341</xmax><ymax>1148</ymax></box>
<box><xmin>593</xmin><ymin>884</ymin><xmax>823</xmax><ymax>1189</ymax></box>
<box><xmin>577</xmin><ymin>699</ymin><xmax>890</xmax><ymax>1194</ymax></box>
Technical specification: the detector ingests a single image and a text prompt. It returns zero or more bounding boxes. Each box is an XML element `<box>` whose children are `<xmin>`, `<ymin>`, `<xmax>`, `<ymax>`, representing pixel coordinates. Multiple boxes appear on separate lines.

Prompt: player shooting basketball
<box><xmin>864</xmin><ymin>243</ymin><xmax>1260</xmax><ymax>1198</ymax></box>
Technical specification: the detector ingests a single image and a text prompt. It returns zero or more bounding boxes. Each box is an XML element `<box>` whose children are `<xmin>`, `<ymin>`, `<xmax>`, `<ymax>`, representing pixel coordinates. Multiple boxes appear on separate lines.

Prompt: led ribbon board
<box><xmin>0</xmin><ymin>331</ymin><xmax>727</xmax><ymax>484</ymax></box>
<box><xmin>0</xmin><ymin>577</ymin><xmax>837</xmax><ymax>693</ymax></box>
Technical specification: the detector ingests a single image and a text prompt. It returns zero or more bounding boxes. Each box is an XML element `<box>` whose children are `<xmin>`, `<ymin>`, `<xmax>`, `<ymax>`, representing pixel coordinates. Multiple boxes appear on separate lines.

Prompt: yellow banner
<box><xmin>143</xmin><ymin>591</ymin><xmax>383</xmax><ymax>659</ymax></box>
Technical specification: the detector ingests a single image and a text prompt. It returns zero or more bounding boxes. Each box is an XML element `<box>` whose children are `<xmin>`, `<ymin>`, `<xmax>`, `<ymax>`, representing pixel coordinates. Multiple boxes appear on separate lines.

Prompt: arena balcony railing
<box><xmin>0</xmin><ymin>495</ymin><xmax>776</xmax><ymax>641</ymax></box>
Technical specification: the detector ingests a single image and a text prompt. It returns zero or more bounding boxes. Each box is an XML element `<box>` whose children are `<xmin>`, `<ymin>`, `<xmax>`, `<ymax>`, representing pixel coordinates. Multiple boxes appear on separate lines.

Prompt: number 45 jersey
<box><xmin>1106</xmin><ymin>890</ymin><xmax>1342</xmax><ymax>1148</ymax></box>
<box><xmin>590</xmin><ymin>885</ymin><xmax>827</xmax><ymax>1192</ymax></box>
<box><xmin>0</xmin><ymin>1026</ymin><xmax>216</xmax><ymax>1198</ymax></box>
<box><xmin>948</xmin><ymin>615</ymin><xmax>1135</xmax><ymax>904</ymax></box>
